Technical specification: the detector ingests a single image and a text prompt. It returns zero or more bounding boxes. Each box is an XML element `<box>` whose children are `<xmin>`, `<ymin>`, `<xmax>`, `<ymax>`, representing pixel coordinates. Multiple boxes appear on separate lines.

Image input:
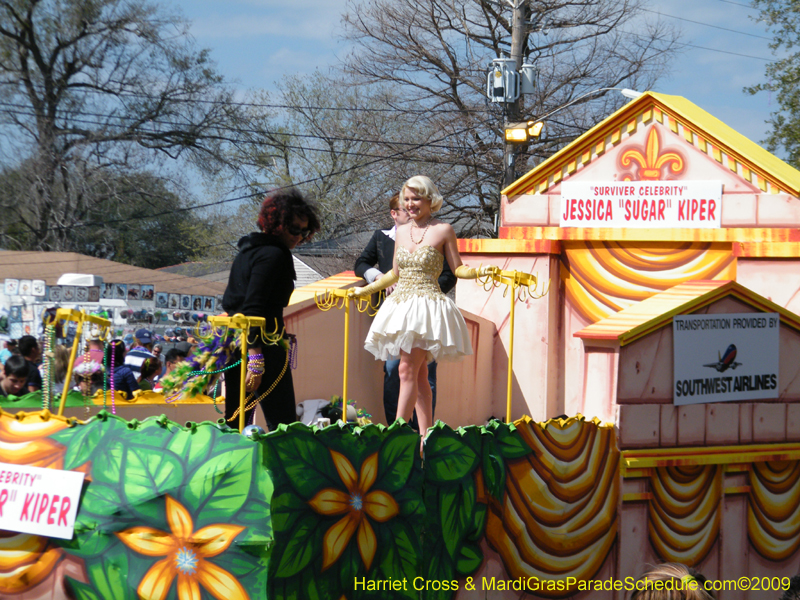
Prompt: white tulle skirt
<box><xmin>364</xmin><ymin>295</ymin><xmax>473</xmax><ymax>363</ymax></box>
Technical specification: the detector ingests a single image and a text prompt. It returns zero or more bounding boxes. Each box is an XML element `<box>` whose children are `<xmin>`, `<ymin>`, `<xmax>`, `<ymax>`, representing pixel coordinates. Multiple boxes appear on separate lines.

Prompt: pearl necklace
<box><xmin>409</xmin><ymin>217</ymin><xmax>433</xmax><ymax>245</ymax></box>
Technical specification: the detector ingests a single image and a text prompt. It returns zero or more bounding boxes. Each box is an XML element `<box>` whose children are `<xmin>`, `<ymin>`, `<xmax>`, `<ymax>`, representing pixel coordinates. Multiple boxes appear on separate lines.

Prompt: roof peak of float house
<box><xmin>502</xmin><ymin>91</ymin><xmax>800</xmax><ymax>198</ymax></box>
<box><xmin>574</xmin><ymin>279</ymin><xmax>800</xmax><ymax>346</ymax></box>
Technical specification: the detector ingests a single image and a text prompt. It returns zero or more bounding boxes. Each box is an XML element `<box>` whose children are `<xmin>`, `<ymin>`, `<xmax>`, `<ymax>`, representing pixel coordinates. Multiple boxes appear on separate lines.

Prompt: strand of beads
<box><xmin>41</xmin><ymin>324</ymin><xmax>54</xmax><ymax>411</ymax></box>
<box><xmin>211</xmin><ymin>380</ymin><xmax>222</xmax><ymax>414</ymax></box>
<box><xmin>289</xmin><ymin>337</ymin><xmax>298</xmax><ymax>370</ymax></box>
<box><xmin>247</xmin><ymin>353</ymin><xmax>265</xmax><ymax>375</ymax></box>
<box><xmin>81</xmin><ymin>336</ymin><xmax>92</xmax><ymax>416</ymax></box>
<box><xmin>110</xmin><ymin>341</ymin><xmax>116</xmax><ymax>415</ymax></box>
<box><xmin>102</xmin><ymin>340</ymin><xmax>109</xmax><ymax>412</ymax></box>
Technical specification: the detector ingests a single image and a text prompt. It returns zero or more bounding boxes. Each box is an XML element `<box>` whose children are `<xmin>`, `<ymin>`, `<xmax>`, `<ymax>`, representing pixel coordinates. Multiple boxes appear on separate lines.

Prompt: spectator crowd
<box><xmin>0</xmin><ymin>329</ymin><xmax>193</xmax><ymax>400</ymax></box>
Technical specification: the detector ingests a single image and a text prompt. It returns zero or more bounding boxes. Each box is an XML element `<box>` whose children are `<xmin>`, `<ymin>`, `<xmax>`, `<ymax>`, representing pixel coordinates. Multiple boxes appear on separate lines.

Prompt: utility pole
<box><xmin>503</xmin><ymin>0</ymin><xmax>529</xmax><ymax>189</ymax></box>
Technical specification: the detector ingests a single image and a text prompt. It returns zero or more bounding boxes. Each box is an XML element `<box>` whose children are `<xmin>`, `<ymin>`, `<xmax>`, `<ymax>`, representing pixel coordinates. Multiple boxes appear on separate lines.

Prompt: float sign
<box><xmin>0</xmin><ymin>462</ymin><xmax>85</xmax><ymax>539</ymax></box>
<box><xmin>673</xmin><ymin>313</ymin><xmax>779</xmax><ymax>405</ymax></box>
<box><xmin>560</xmin><ymin>180</ymin><xmax>722</xmax><ymax>228</ymax></box>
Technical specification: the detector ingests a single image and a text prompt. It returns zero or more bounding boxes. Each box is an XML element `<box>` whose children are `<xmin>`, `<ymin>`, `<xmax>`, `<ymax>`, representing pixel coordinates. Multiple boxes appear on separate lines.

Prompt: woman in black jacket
<box><xmin>222</xmin><ymin>188</ymin><xmax>320</xmax><ymax>430</ymax></box>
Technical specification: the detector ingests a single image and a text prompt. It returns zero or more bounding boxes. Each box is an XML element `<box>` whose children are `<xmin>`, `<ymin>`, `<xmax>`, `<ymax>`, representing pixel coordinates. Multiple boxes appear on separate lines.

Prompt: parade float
<box><xmin>1</xmin><ymin>91</ymin><xmax>800</xmax><ymax>599</ymax></box>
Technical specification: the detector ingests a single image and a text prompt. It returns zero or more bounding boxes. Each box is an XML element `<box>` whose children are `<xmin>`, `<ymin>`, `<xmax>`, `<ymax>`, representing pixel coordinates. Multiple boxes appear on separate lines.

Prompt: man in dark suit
<box><xmin>354</xmin><ymin>194</ymin><xmax>457</xmax><ymax>427</ymax></box>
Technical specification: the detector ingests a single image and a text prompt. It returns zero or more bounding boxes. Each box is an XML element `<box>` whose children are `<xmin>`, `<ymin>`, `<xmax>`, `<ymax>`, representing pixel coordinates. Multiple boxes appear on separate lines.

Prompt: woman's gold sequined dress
<box><xmin>364</xmin><ymin>245</ymin><xmax>472</xmax><ymax>362</ymax></box>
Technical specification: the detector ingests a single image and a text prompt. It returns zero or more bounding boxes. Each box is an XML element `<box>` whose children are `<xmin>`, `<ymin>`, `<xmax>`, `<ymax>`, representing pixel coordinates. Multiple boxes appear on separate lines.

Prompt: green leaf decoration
<box><xmin>54</xmin><ymin>417</ymin><xmax>126</xmax><ymax>471</ymax></box>
<box><xmin>375</xmin><ymin>430</ymin><xmax>416</xmax><ymax>493</ymax></box>
<box><xmin>64</xmin><ymin>577</ymin><xmax>103</xmax><ymax>600</ymax></box>
<box><xmin>482</xmin><ymin>447</ymin><xmax>506</xmax><ymax>502</ymax></box>
<box><xmin>184</xmin><ymin>446</ymin><xmax>255</xmax><ymax>521</ymax></box>
<box><xmin>61</xmin><ymin>523</ymin><xmax>115</xmax><ymax>559</ymax></box>
<box><xmin>423</xmin><ymin>537</ymin><xmax>456</xmax><ymax>600</ymax></box>
<box><xmin>271</xmin><ymin>491</ymin><xmax>308</xmax><ymax>534</ymax></box>
<box><xmin>269</xmin><ymin>430</ymin><xmax>339</xmax><ymax>499</ymax></box>
<box><xmin>377</xmin><ymin>520</ymin><xmax>422</xmax><ymax>600</ymax></box>
<box><xmin>77</xmin><ymin>482</ymin><xmax>125</xmax><ymax>519</ymax></box>
<box><xmin>336</xmin><ymin>539</ymin><xmax>362</xmax><ymax>595</ymax></box>
<box><xmin>85</xmin><ymin>550</ymin><xmax>133</xmax><ymax>600</ymax></box>
<box><xmin>439</xmin><ymin>483</ymin><xmax>476</xmax><ymax>560</ymax></box>
<box><xmin>236</xmin><ymin>498</ymin><xmax>272</xmax><ymax>538</ymax></box>
<box><xmin>466</xmin><ymin>503</ymin><xmax>487</xmax><ymax>543</ymax></box>
<box><xmin>123</xmin><ymin>420</ymin><xmax>175</xmax><ymax>448</ymax></box>
<box><xmin>91</xmin><ymin>439</ymin><xmax>125</xmax><ymax>487</ymax></box>
<box><xmin>455</xmin><ymin>541</ymin><xmax>483</xmax><ymax>576</ymax></box>
<box><xmin>397</xmin><ymin>492</ymin><xmax>425</xmax><ymax>520</ymax></box>
<box><xmin>122</xmin><ymin>445</ymin><xmax>183</xmax><ymax>508</ymax></box>
<box><xmin>60</xmin><ymin>487</ymin><xmax>123</xmax><ymax>559</ymax></box>
<box><xmin>212</xmin><ymin>549</ymin><xmax>264</xmax><ymax>581</ymax></box>
<box><xmin>164</xmin><ymin>423</ymin><xmax>211</xmax><ymax>466</ymax></box>
<box><xmin>274</xmin><ymin>516</ymin><xmax>322</xmax><ymax>577</ymax></box>
<box><xmin>425</xmin><ymin>428</ymin><xmax>478</xmax><ymax>482</ymax></box>
<box><xmin>269</xmin><ymin>571</ymin><xmax>305</xmax><ymax>600</ymax></box>
<box><xmin>490</xmin><ymin>421</ymin><xmax>533</xmax><ymax>459</ymax></box>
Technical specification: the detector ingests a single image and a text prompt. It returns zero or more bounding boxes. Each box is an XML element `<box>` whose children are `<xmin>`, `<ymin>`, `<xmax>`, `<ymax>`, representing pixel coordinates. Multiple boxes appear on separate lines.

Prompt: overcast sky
<box><xmin>171</xmin><ymin>0</ymin><xmax>780</xmax><ymax>154</ymax></box>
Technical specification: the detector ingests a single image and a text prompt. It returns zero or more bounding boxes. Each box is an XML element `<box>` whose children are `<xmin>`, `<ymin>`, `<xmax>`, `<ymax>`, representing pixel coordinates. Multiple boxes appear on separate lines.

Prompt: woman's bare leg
<box><xmin>415</xmin><ymin>359</ymin><xmax>433</xmax><ymax>435</ymax></box>
<box><xmin>397</xmin><ymin>348</ymin><xmax>426</xmax><ymax>425</ymax></box>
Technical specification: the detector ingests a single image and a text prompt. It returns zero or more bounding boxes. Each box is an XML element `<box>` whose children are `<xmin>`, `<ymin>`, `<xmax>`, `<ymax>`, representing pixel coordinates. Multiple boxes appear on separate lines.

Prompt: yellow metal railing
<box><xmin>478</xmin><ymin>268</ymin><xmax>549</xmax><ymax>423</ymax></box>
<box><xmin>207</xmin><ymin>314</ymin><xmax>267</xmax><ymax>432</ymax></box>
<box><xmin>46</xmin><ymin>308</ymin><xmax>111</xmax><ymax>416</ymax></box>
<box><xmin>314</xmin><ymin>288</ymin><xmax>379</xmax><ymax>423</ymax></box>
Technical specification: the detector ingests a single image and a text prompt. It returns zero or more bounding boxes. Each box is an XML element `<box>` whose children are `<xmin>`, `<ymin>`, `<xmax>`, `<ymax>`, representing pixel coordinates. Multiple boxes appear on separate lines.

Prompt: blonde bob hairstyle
<box><xmin>401</xmin><ymin>175</ymin><xmax>443</xmax><ymax>213</ymax></box>
<box><xmin>629</xmin><ymin>563</ymin><xmax>714</xmax><ymax>600</ymax></box>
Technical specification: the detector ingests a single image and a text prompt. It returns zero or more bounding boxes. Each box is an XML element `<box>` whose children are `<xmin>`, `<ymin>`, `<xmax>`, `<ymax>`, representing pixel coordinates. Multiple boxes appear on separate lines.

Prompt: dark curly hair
<box><xmin>257</xmin><ymin>188</ymin><xmax>321</xmax><ymax>239</ymax></box>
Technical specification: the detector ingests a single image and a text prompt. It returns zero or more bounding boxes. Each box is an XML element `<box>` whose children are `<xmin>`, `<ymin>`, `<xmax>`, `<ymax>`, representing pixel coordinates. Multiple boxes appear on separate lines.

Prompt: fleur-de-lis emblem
<box><xmin>619</xmin><ymin>126</ymin><xmax>684</xmax><ymax>180</ymax></box>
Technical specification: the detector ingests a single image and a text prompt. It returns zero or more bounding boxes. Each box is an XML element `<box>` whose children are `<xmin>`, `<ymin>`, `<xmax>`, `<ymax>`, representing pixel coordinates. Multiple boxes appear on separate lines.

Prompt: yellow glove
<box><xmin>455</xmin><ymin>264</ymin><xmax>499</xmax><ymax>279</ymax></box>
<box><xmin>352</xmin><ymin>270</ymin><xmax>399</xmax><ymax>297</ymax></box>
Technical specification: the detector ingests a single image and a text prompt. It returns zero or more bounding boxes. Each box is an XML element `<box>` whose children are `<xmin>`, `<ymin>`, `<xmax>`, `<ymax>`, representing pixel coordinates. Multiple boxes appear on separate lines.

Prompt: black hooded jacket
<box><xmin>222</xmin><ymin>233</ymin><xmax>296</xmax><ymax>333</ymax></box>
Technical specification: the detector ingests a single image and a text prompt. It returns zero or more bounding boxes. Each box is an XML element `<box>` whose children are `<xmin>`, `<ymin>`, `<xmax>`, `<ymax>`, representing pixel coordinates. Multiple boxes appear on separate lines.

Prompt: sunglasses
<box><xmin>286</xmin><ymin>224</ymin><xmax>312</xmax><ymax>239</ymax></box>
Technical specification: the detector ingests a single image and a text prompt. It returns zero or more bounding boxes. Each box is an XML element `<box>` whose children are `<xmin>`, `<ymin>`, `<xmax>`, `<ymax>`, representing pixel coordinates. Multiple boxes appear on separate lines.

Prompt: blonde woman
<box><xmin>354</xmin><ymin>175</ymin><xmax>498</xmax><ymax>435</ymax></box>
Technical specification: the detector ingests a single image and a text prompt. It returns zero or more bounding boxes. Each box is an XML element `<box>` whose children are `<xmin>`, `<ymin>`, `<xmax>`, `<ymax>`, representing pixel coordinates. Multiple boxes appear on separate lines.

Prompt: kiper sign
<box><xmin>673</xmin><ymin>313</ymin><xmax>780</xmax><ymax>406</ymax></box>
<box><xmin>0</xmin><ymin>462</ymin><xmax>85</xmax><ymax>539</ymax></box>
<box><xmin>560</xmin><ymin>180</ymin><xmax>722</xmax><ymax>228</ymax></box>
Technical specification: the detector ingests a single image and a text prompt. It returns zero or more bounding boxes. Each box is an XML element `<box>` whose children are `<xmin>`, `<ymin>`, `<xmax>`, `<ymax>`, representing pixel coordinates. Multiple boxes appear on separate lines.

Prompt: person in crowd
<box><xmin>354</xmin><ymin>175</ymin><xmax>498</xmax><ymax>437</ymax></box>
<box><xmin>17</xmin><ymin>335</ymin><xmax>42</xmax><ymax>393</ymax></box>
<box><xmin>137</xmin><ymin>357</ymin><xmax>162</xmax><ymax>391</ymax></box>
<box><xmin>164</xmin><ymin>347</ymin><xmax>188</xmax><ymax>375</ymax></box>
<box><xmin>222</xmin><ymin>187</ymin><xmax>320</xmax><ymax>430</ymax></box>
<box><xmin>50</xmin><ymin>344</ymin><xmax>70</xmax><ymax>396</ymax></box>
<box><xmin>74</xmin><ymin>327</ymin><xmax>105</xmax><ymax>370</ymax></box>
<box><xmin>73</xmin><ymin>361</ymin><xmax>105</xmax><ymax>398</ymax></box>
<box><xmin>628</xmin><ymin>563</ymin><xmax>714</xmax><ymax>600</ymax></box>
<box><xmin>154</xmin><ymin>348</ymin><xmax>188</xmax><ymax>391</ymax></box>
<box><xmin>124</xmin><ymin>329</ymin><xmax>155</xmax><ymax>378</ymax></box>
<box><xmin>152</xmin><ymin>344</ymin><xmax>163</xmax><ymax>359</ymax></box>
<box><xmin>0</xmin><ymin>339</ymin><xmax>17</xmax><ymax>365</ymax></box>
<box><xmin>0</xmin><ymin>355</ymin><xmax>29</xmax><ymax>398</ymax></box>
<box><xmin>106</xmin><ymin>340</ymin><xmax>139</xmax><ymax>399</ymax></box>
<box><xmin>175</xmin><ymin>340</ymin><xmax>193</xmax><ymax>355</ymax></box>
<box><xmin>354</xmin><ymin>192</ymin><xmax>456</xmax><ymax>427</ymax></box>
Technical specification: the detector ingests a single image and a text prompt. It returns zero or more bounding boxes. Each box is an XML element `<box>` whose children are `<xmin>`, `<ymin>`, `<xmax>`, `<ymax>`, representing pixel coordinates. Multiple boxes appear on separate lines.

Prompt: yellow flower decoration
<box><xmin>309</xmin><ymin>450</ymin><xmax>399</xmax><ymax>571</ymax></box>
<box><xmin>0</xmin><ymin>410</ymin><xmax>73</xmax><ymax>593</ymax></box>
<box><xmin>116</xmin><ymin>495</ymin><xmax>248</xmax><ymax>600</ymax></box>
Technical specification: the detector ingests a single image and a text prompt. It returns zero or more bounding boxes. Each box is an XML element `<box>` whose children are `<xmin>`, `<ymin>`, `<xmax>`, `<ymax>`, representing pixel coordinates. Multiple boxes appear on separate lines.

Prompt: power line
<box><xmin>3</xmin><ymin>121</ymin><xmax>485</xmax><ymax>236</ymax></box>
<box><xmin>642</xmin><ymin>8</ymin><xmax>772</xmax><ymax>40</ymax></box>
<box><xmin>0</xmin><ymin>101</ymin><xmax>491</xmax><ymax>153</ymax></box>
<box><xmin>625</xmin><ymin>30</ymin><xmax>773</xmax><ymax>62</ymax></box>
<box><xmin>713</xmin><ymin>0</ymin><xmax>759</xmax><ymax>10</ymax></box>
<box><xmin>0</xmin><ymin>80</ymin><xmax>487</xmax><ymax>116</ymax></box>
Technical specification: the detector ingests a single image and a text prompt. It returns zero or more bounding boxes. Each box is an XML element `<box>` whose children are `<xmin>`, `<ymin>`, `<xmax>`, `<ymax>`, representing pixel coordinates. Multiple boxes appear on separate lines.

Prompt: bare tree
<box><xmin>0</xmin><ymin>0</ymin><xmax>245</xmax><ymax>252</ymax></box>
<box><xmin>341</xmin><ymin>0</ymin><xmax>681</xmax><ymax>236</ymax></box>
